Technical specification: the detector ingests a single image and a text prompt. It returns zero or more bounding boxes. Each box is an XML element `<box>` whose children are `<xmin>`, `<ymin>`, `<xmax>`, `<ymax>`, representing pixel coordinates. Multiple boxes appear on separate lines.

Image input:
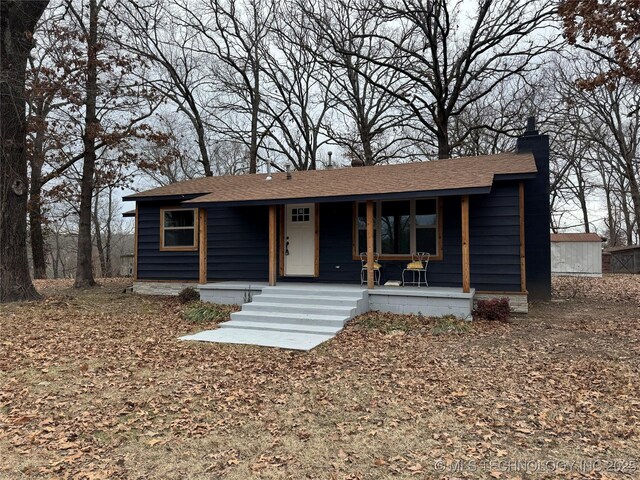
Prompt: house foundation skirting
<box><xmin>199</xmin><ymin>282</ymin><xmax>476</xmax><ymax>320</ymax></box>
<box><xmin>199</xmin><ymin>282</ymin><xmax>267</xmax><ymax>305</ymax></box>
<box><xmin>133</xmin><ymin>281</ymin><xmax>198</xmax><ymax>296</ymax></box>
<box><xmin>474</xmin><ymin>292</ymin><xmax>529</xmax><ymax>313</ymax></box>
<box><xmin>134</xmin><ymin>281</ymin><xmax>529</xmax><ymax>317</ymax></box>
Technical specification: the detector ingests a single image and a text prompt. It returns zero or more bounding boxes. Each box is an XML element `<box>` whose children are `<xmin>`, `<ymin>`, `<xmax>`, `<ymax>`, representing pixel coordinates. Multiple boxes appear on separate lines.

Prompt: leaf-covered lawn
<box><xmin>1</xmin><ymin>276</ymin><xmax>639</xmax><ymax>479</ymax></box>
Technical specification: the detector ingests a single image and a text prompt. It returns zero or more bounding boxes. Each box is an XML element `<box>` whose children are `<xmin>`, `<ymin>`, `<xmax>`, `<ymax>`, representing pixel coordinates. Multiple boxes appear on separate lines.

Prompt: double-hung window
<box><xmin>354</xmin><ymin>199</ymin><xmax>440</xmax><ymax>259</ymax></box>
<box><xmin>160</xmin><ymin>208</ymin><xmax>198</xmax><ymax>250</ymax></box>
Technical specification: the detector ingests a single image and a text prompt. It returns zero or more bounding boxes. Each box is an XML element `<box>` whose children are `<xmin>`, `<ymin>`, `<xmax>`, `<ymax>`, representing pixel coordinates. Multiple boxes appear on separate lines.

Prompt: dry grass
<box><xmin>0</xmin><ymin>276</ymin><xmax>639</xmax><ymax>479</ymax></box>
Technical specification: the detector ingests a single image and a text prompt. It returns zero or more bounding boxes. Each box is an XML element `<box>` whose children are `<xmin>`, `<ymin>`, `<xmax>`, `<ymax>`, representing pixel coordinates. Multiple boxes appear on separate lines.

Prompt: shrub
<box><xmin>182</xmin><ymin>302</ymin><xmax>236</xmax><ymax>324</ymax></box>
<box><xmin>473</xmin><ymin>298</ymin><xmax>511</xmax><ymax>322</ymax></box>
<box><xmin>178</xmin><ymin>287</ymin><xmax>200</xmax><ymax>304</ymax></box>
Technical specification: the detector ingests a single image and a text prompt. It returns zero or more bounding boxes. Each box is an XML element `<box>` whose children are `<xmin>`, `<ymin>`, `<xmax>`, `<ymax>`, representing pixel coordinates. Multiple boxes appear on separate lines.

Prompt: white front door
<box><xmin>285</xmin><ymin>203</ymin><xmax>316</xmax><ymax>276</ymax></box>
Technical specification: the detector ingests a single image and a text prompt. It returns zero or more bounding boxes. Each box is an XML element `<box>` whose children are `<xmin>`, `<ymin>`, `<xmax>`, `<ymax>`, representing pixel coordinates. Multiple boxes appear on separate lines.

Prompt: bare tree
<box><xmin>114</xmin><ymin>0</ymin><xmax>216</xmax><ymax>176</ymax></box>
<box><xmin>177</xmin><ymin>0</ymin><xmax>274</xmax><ymax>174</ymax></box>
<box><xmin>300</xmin><ymin>0</ymin><xmax>416</xmax><ymax>166</ymax></box>
<box><xmin>557</xmin><ymin>57</ymin><xmax>640</xmax><ymax>240</ymax></box>
<box><xmin>259</xmin><ymin>2</ymin><xmax>334</xmax><ymax>171</ymax></box>
<box><xmin>1</xmin><ymin>0</ymin><xmax>49</xmax><ymax>302</ymax></box>
<box><xmin>339</xmin><ymin>0</ymin><xmax>558</xmax><ymax>158</ymax></box>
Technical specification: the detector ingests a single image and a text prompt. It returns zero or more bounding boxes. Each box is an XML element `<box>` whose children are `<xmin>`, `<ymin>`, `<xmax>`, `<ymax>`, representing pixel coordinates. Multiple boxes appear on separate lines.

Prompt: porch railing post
<box><xmin>366</xmin><ymin>200</ymin><xmax>375</xmax><ymax>289</ymax></box>
<box><xmin>461</xmin><ymin>195</ymin><xmax>470</xmax><ymax>293</ymax></box>
<box><xmin>268</xmin><ymin>205</ymin><xmax>277</xmax><ymax>286</ymax></box>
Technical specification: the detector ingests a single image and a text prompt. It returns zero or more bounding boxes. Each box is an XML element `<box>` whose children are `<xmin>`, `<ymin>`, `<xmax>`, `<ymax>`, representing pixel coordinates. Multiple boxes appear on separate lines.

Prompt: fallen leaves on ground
<box><xmin>0</xmin><ymin>276</ymin><xmax>638</xmax><ymax>479</ymax></box>
<box><xmin>553</xmin><ymin>273</ymin><xmax>640</xmax><ymax>305</ymax></box>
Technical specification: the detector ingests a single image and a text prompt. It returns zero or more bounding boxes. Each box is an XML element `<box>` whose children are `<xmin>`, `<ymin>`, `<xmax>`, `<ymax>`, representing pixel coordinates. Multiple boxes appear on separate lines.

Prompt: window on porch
<box><xmin>354</xmin><ymin>199</ymin><xmax>440</xmax><ymax>259</ymax></box>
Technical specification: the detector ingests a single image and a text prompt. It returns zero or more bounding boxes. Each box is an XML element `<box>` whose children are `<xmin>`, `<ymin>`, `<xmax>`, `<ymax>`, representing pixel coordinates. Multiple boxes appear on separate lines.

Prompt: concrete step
<box><xmin>261</xmin><ymin>285</ymin><xmax>366</xmax><ymax>298</ymax></box>
<box><xmin>221</xmin><ymin>320</ymin><xmax>342</xmax><ymax>335</ymax></box>
<box><xmin>179</xmin><ymin>328</ymin><xmax>333</xmax><ymax>351</ymax></box>
<box><xmin>230</xmin><ymin>310</ymin><xmax>348</xmax><ymax>328</ymax></box>
<box><xmin>183</xmin><ymin>284</ymin><xmax>367</xmax><ymax>350</ymax></box>
<box><xmin>241</xmin><ymin>301</ymin><xmax>356</xmax><ymax>317</ymax></box>
<box><xmin>253</xmin><ymin>293</ymin><xmax>364</xmax><ymax>306</ymax></box>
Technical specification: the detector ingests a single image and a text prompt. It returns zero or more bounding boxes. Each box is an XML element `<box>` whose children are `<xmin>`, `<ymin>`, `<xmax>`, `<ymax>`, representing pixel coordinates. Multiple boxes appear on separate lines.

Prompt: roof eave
<box><xmin>123</xmin><ymin>193</ymin><xmax>208</xmax><ymax>202</ymax></box>
<box><xmin>181</xmin><ymin>186</ymin><xmax>493</xmax><ymax>208</ymax></box>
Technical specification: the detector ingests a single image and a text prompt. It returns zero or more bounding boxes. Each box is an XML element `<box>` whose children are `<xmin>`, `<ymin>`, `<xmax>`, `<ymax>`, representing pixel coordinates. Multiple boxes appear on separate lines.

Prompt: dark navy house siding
<box><xmin>207</xmin><ymin>205</ymin><xmax>269</xmax><ymax>282</ymax></box>
<box><xmin>136</xmin><ymin>191</ymin><xmax>524</xmax><ymax>291</ymax></box>
<box><xmin>469</xmin><ymin>183</ymin><xmax>521</xmax><ymax>292</ymax></box>
<box><xmin>136</xmin><ymin>202</ymin><xmax>199</xmax><ymax>281</ymax></box>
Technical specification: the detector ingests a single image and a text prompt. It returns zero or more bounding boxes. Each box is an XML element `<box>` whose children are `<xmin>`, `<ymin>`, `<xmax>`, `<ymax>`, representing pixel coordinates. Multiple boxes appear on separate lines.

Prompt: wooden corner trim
<box><xmin>519</xmin><ymin>181</ymin><xmax>527</xmax><ymax>293</ymax></box>
<box><xmin>198</xmin><ymin>209</ymin><xmax>207</xmax><ymax>284</ymax></box>
<box><xmin>461</xmin><ymin>195</ymin><xmax>470</xmax><ymax>293</ymax></box>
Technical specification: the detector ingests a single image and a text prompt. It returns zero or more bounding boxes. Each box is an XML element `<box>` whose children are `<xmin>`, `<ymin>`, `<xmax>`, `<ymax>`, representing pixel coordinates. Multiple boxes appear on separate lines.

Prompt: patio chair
<box><xmin>402</xmin><ymin>252</ymin><xmax>430</xmax><ymax>287</ymax></box>
<box><xmin>360</xmin><ymin>252</ymin><xmax>381</xmax><ymax>286</ymax></box>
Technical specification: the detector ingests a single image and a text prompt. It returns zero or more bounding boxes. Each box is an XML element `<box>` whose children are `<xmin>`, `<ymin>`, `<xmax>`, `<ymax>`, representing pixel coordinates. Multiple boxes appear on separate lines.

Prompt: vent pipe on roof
<box><xmin>326</xmin><ymin>151</ymin><xmax>333</xmax><ymax>169</ymax></box>
<box><xmin>266</xmin><ymin>159</ymin><xmax>272</xmax><ymax>180</ymax></box>
<box><xmin>286</xmin><ymin>164</ymin><xmax>292</xmax><ymax>180</ymax></box>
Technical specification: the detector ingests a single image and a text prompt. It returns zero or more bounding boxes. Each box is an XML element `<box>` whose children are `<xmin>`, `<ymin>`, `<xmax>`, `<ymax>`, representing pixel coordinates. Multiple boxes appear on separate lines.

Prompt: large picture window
<box><xmin>354</xmin><ymin>199</ymin><xmax>440</xmax><ymax>259</ymax></box>
<box><xmin>160</xmin><ymin>208</ymin><xmax>198</xmax><ymax>251</ymax></box>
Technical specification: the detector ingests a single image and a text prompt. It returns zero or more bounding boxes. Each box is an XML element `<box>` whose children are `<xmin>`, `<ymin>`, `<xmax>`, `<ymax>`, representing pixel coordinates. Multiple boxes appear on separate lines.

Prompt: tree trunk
<box><xmin>74</xmin><ymin>0</ymin><xmax>98</xmax><ymax>288</ymax></box>
<box><xmin>624</xmin><ymin>162</ymin><xmax>640</xmax><ymax>238</ymax></box>
<box><xmin>249</xmin><ymin>85</ymin><xmax>260</xmax><ymax>174</ymax></box>
<box><xmin>29</xmin><ymin>127</ymin><xmax>48</xmax><ymax>278</ymax></box>
<box><xmin>0</xmin><ymin>0</ymin><xmax>48</xmax><ymax>303</ymax></box>
<box><xmin>195</xmin><ymin>121</ymin><xmax>212</xmax><ymax>177</ymax></box>
<box><xmin>620</xmin><ymin>190</ymin><xmax>633</xmax><ymax>245</ymax></box>
<box><xmin>436</xmin><ymin>112</ymin><xmax>450</xmax><ymax>159</ymax></box>
<box><xmin>104</xmin><ymin>187</ymin><xmax>113</xmax><ymax>276</ymax></box>
<box><xmin>92</xmin><ymin>195</ymin><xmax>106</xmax><ymax>277</ymax></box>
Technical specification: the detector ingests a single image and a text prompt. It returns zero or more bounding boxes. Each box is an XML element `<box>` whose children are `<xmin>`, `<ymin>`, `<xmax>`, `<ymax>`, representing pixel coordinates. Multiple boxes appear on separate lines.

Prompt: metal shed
<box><xmin>551</xmin><ymin>233</ymin><xmax>603</xmax><ymax>277</ymax></box>
<box><xmin>607</xmin><ymin>245</ymin><xmax>640</xmax><ymax>274</ymax></box>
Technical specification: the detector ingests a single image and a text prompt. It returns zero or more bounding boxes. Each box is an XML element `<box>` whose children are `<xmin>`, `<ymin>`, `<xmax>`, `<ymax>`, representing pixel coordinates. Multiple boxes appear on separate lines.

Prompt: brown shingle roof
<box><xmin>551</xmin><ymin>233</ymin><xmax>603</xmax><ymax>243</ymax></box>
<box><xmin>126</xmin><ymin>152</ymin><xmax>536</xmax><ymax>204</ymax></box>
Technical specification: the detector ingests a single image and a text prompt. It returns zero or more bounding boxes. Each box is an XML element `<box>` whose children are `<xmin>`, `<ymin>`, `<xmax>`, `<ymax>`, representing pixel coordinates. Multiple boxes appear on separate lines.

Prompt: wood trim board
<box><xmin>198</xmin><ymin>209</ymin><xmax>207</xmax><ymax>284</ymax></box>
<box><xmin>159</xmin><ymin>207</ymin><xmax>198</xmax><ymax>252</ymax></box>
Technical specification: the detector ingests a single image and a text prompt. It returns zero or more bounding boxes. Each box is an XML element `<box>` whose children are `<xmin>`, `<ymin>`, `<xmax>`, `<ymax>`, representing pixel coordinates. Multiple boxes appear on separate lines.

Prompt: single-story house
<box><xmin>551</xmin><ymin>233</ymin><xmax>603</xmax><ymax>277</ymax></box>
<box><xmin>124</xmin><ymin>118</ymin><xmax>550</xmax><ymax>346</ymax></box>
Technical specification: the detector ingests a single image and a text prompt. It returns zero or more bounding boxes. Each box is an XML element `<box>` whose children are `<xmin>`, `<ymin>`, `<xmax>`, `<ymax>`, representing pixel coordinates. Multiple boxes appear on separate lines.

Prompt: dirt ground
<box><xmin>0</xmin><ymin>276</ymin><xmax>639</xmax><ymax>479</ymax></box>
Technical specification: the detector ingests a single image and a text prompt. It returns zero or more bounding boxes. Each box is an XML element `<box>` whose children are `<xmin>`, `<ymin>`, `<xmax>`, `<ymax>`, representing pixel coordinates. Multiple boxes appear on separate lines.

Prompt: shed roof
<box><xmin>605</xmin><ymin>244</ymin><xmax>640</xmax><ymax>253</ymax></box>
<box><xmin>551</xmin><ymin>233</ymin><xmax>603</xmax><ymax>243</ymax></box>
<box><xmin>124</xmin><ymin>152</ymin><xmax>537</xmax><ymax>204</ymax></box>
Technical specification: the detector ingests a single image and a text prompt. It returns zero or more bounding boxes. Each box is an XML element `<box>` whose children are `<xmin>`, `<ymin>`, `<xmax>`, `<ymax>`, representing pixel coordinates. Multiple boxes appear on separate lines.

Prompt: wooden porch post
<box><xmin>199</xmin><ymin>209</ymin><xmax>207</xmax><ymax>284</ymax></box>
<box><xmin>519</xmin><ymin>182</ymin><xmax>527</xmax><ymax>292</ymax></box>
<box><xmin>461</xmin><ymin>195</ymin><xmax>470</xmax><ymax>293</ymax></box>
<box><xmin>268</xmin><ymin>205</ymin><xmax>277</xmax><ymax>286</ymax></box>
<box><xmin>366</xmin><ymin>200</ymin><xmax>375</xmax><ymax>289</ymax></box>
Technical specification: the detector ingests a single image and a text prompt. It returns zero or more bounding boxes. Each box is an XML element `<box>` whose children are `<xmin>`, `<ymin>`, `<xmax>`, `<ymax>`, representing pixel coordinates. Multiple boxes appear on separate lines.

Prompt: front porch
<box><xmin>198</xmin><ymin>281</ymin><xmax>476</xmax><ymax>319</ymax></box>
<box><xmin>180</xmin><ymin>282</ymin><xmax>475</xmax><ymax>351</ymax></box>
